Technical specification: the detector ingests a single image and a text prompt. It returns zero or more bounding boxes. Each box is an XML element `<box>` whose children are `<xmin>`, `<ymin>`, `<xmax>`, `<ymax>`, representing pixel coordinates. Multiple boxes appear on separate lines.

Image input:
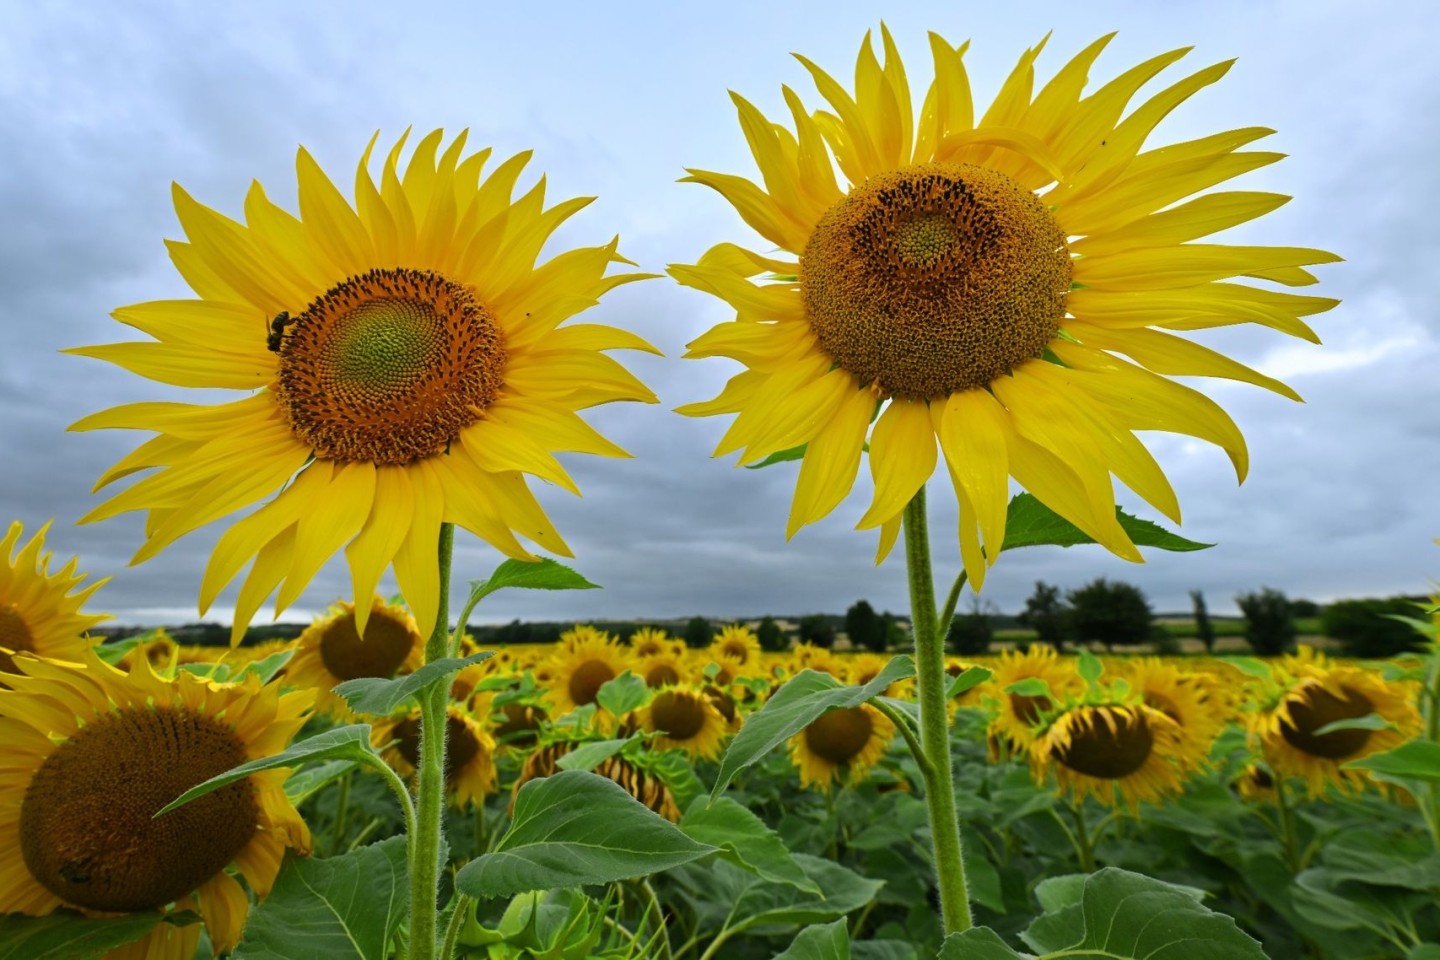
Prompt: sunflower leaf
<box><xmin>466</xmin><ymin>557</ymin><xmax>601</xmax><ymax>604</ymax></box>
<box><xmin>554</xmin><ymin>737</ymin><xmax>633</xmax><ymax>772</ymax></box>
<box><xmin>231</xmin><ymin>837</ymin><xmax>408</xmax><ymax>960</ymax></box>
<box><xmin>283</xmin><ymin>758</ymin><xmax>361</xmax><ymax>804</ymax></box>
<box><xmin>727</xmin><ymin>854</ymin><xmax>882</xmax><ymax>933</ymax></box>
<box><xmin>0</xmin><ymin>910</ymin><xmax>168</xmax><ymax>960</ymax></box>
<box><xmin>947</xmin><ymin>666</ymin><xmax>992</xmax><ymax>699</ymax></box>
<box><xmin>710</xmin><ymin>657</ymin><xmax>916</xmax><ymax>797</ymax></box>
<box><xmin>1000</xmin><ymin>493</ymin><xmax>1212</xmax><ymax>553</ymax></box>
<box><xmin>156</xmin><ymin>725</ymin><xmax>378</xmax><ymax>817</ymax></box>
<box><xmin>681</xmin><ymin>796</ymin><xmax>821</xmax><ymax>894</ymax></box>
<box><xmin>455</xmin><ymin>770</ymin><xmax>717</xmax><ymax>899</ymax></box>
<box><xmin>1312</xmin><ymin>712</ymin><xmax>1391</xmax><ymax>736</ymax></box>
<box><xmin>938</xmin><ymin>927</ymin><xmax>1030</xmax><ymax>959</ymax></box>
<box><xmin>1346</xmin><ymin>738</ymin><xmax>1440</xmax><ymax>783</ymax></box>
<box><xmin>774</xmin><ymin>920</ymin><xmax>851</xmax><ymax>960</ymax></box>
<box><xmin>596</xmin><ymin>670</ymin><xmax>650</xmax><ymax>717</ymax></box>
<box><xmin>233</xmin><ymin>646</ymin><xmax>296</xmax><ymax>684</ymax></box>
<box><xmin>335</xmin><ymin>652</ymin><xmax>491</xmax><ymax>716</ymax></box>
<box><xmin>1004</xmin><ymin>678</ymin><xmax>1051</xmax><ymax>698</ymax></box>
<box><xmin>745</xmin><ymin>443</ymin><xmax>807</xmax><ymax>469</ymax></box>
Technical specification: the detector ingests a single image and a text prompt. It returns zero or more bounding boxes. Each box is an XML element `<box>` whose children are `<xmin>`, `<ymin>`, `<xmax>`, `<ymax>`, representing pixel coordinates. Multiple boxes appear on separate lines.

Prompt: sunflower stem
<box><xmin>871</xmin><ymin>697</ymin><xmax>933</xmax><ymax>781</ymax></box>
<box><xmin>1070</xmin><ymin>801</ymin><xmax>1097</xmax><ymax>873</ymax></box>
<box><xmin>901</xmin><ymin>487</ymin><xmax>973</xmax><ymax>933</ymax></box>
<box><xmin>1274</xmin><ymin>775</ymin><xmax>1300</xmax><ymax>874</ymax></box>
<box><xmin>329</xmin><ymin>771</ymin><xmax>352</xmax><ymax>854</ymax></box>
<box><xmin>409</xmin><ymin>522</ymin><xmax>455</xmax><ymax>960</ymax></box>
<box><xmin>440</xmin><ymin>895</ymin><xmax>471</xmax><ymax>960</ymax></box>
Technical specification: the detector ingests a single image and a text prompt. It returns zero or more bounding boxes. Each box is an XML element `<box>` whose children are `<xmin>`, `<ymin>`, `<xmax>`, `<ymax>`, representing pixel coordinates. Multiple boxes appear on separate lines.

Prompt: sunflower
<box><xmin>789</xmin><ymin>703</ymin><xmax>895</xmax><ymax>790</ymax></box>
<box><xmin>284</xmin><ymin>596</ymin><xmax>423</xmax><ymax>718</ymax></box>
<box><xmin>69</xmin><ymin>129</ymin><xmax>658</xmax><ymax>644</ymax></box>
<box><xmin>984</xmin><ymin>645</ymin><xmax>1082</xmax><ymax>749</ymax></box>
<box><xmin>544</xmin><ymin>632</ymin><xmax>630</xmax><ymax>716</ymax></box>
<box><xmin>640</xmin><ymin>687</ymin><xmax>729</xmax><ymax>760</ymax></box>
<box><xmin>0</xmin><ymin>521</ymin><xmax>109</xmax><ymax>677</ymax></box>
<box><xmin>627</xmin><ymin>626</ymin><xmax>680</xmax><ymax>658</ymax></box>
<box><xmin>0</xmin><ymin>648</ymin><xmax>312</xmax><ymax>957</ymax></box>
<box><xmin>373</xmin><ymin>706</ymin><xmax>496</xmax><ymax>808</ymax></box>
<box><xmin>709</xmin><ymin>624</ymin><xmax>762</xmax><ymax>667</ymax></box>
<box><xmin>671</xmin><ymin>29</ymin><xmax>1337</xmax><ymax>584</ymax></box>
<box><xmin>1117</xmin><ymin>657</ymin><xmax>1228</xmax><ymax>773</ymax></box>
<box><xmin>1253</xmin><ymin>652</ymin><xmax>1419</xmax><ymax>796</ymax></box>
<box><xmin>1031</xmin><ymin>702</ymin><xmax>1187</xmax><ymax>810</ymax></box>
<box><xmin>636</xmin><ymin>649</ymin><xmax>692</xmax><ymax>689</ymax></box>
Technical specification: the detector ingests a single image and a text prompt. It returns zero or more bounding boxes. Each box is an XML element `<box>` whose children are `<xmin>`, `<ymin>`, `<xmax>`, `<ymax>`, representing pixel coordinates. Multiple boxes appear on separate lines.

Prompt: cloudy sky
<box><xmin>2</xmin><ymin>0</ymin><xmax>1437</xmax><ymax>628</ymax></box>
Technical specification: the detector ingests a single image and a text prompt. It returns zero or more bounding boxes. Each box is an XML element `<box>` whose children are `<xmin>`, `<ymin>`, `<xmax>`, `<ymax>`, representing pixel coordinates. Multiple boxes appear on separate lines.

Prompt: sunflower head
<box><xmin>1031</xmin><ymin>702</ymin><xmax>1188</xmax><ymax>811</ymax></box>
<box><xmin>709</xmin><ymin>624</ymin><xmax>762</xmax><ymax>666</ymax></box>
<box><xmin>672</xmin><ymin>28</ymin><xmax>1337</xmax><ymax>585</ymax></box>
<box><xmin>374</xmin><ymin>706</ymin><xmax>497</xmax><ymax>808</ymax></box>
<box><xmin>0</xmin><ymin>521</ymin><xmax>109</xmax><ymax>677</ymax></box>
<box><xmin>984</xmin><ymin>645</ymin><xmax>1083</xmax><ymax>750</ymax></box>
<box><xmin>285</xmin><ymin>596</ymin><xmax>424</xmax><ymax>718</ymax></box>
<box><xmin>1116</xmin><ymin>657</ymin><xmax>1228</xmax><ymax>774</ymax></box>
<box><xmin>628</xmin><ymin>626</ymin><xmax>679</xmax><ymax>658</ymax></box>
<box><xmin>514</xmin><ymin>742</ymin><xmax>680</xmax><ymax>821</ymax></box>
<box><xmin>641</xmin><ymin>687</ymin><xmax>729</xmax><ymax>760</ymax></box>
<box><xmin>788</xmin><ymin>703</ymin><xmax>895</xmax><ymax>791</ymax></box>
<box><xmin>0</xmin><ymin>649</ymin><xmax>312</xmax><ymax>953</ymax></box>
<box><xmin>636</xmin><ymin>650</ymin><xmax>692</xmax><ymax>689</ymax></box>
<box><xmin>545</xmin><ymin>633</ymin><xmax>631</xmax><ymax>717</ymax></box>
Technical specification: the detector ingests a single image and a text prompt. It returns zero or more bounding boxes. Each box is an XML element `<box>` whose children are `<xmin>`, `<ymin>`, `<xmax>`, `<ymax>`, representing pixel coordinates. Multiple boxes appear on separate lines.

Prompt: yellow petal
<box><xmin>787</xmin><ymin>383</ymin><xmax>876</xmax><ymax>536</ymax></box>
<box><xmin>345</xmin><ymin>465</ymin><xmax>413</xmax><ymax>636</ymax></box>
<box><xmin>934</xmin><ymin>389</ymin><xmax>1010</xmax><ymax>556</ymax></box>
<box><xmin>275</xmin><ymin>462</ymin><xmax>376</xmax><ymax>614</ymax></box>
<box><xmin>391</xmin><ymin>459</ymin><xmax>446</xmax><ymax>639</ymax></box>
<box><xmin>857</xmin><ymin>398</ymin><xmax>936</xmax><ymax>529</ymax></box>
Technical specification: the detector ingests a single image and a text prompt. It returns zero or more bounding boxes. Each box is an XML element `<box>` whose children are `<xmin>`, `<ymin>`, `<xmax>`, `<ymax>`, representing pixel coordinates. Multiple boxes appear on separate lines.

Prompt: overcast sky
<box><xmin>2</xmin><ymin>0</ymin><xmax>1437</xmax><ymax>628</ymax></box>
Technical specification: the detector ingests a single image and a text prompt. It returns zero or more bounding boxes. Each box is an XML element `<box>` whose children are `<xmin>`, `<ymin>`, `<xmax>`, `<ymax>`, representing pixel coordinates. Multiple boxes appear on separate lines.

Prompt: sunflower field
<box><xmin>2</xmin><ymin>18</ymin><xmax>1435</xmax><ymax>960</ymax></box>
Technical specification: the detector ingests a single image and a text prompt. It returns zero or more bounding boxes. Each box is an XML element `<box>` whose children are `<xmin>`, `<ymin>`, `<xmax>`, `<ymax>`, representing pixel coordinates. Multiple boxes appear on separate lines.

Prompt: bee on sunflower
<box><xmin>0</xmin><ymin>521</ymin><xmax>109</xmax><ymax>678</ymax></box>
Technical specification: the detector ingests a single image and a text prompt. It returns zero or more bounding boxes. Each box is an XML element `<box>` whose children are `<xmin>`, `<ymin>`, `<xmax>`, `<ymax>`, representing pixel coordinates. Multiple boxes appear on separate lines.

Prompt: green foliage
<box><xmin>775</xmin><ymin>920</ymin><xmax>850</xmax><ymax>960</ymax></box>
<box><xmin>684</xmin><ymin>615</ymin><xmax>714</xmax><ymax>649</ymax></box>
<box><xmin>946</xmin><ymin>599</ymin><xmax>992</xmax><ymax>655</ymax></box>
<box><xmin>757</xmin><ymin>614</ymin><xmax>788</xmax><ymax>652</ymax></box>
<box><xmin>1322</xmin><ymin>597</ymin><xmax>1428</xmax><ymax>658</ymax></box>
<box><xmin>1236</xmin><ymin>586</ymin><xmax>1297</xmax><ymax>656</ymax></box>
<box><xmin>1018</xmin><ymin>581</ymin><xmax>1069</xmax><ymax>652</ymax></box>
<box><xmin>1191</xmin><ymin>589</ymin><xmax>1216</xmax><ymax>653</ymax></box>
<box><xmin>336</xmin><ymin>652</ymin><xmax>490</xmax><ymax>716</ymax></box>
<box><xmin>1066</xmin><ymin>577</ymin><xmax>1154</xmax><ymax>649</ymax></box>
<box><xmin>845</xmin><ymin>600</ymin><xmax>887</xmax><ymax>653</ymax></box>
<box><xmin>0</xmin><ymin>911</ymin><xmax>168</xmax><ymax>960</ymax></box>
<box><xmin>1000</xmin><ymin>493</ymin><xmax>1212</xmax><ymax>554</ymax></box>
<box><xmin>466</xmin><ymin>558</ymin><xmax>601</xmax><ymax>606</ymax></box>
<box><xmin>798</xmin><ymin>613</ymin><xmax>837</xmax><ymax>648</ymax></box>
<box><xmin>680</xmin><ymin>796</ymin><xmax>819</xmax><ymax>893</ymax></box>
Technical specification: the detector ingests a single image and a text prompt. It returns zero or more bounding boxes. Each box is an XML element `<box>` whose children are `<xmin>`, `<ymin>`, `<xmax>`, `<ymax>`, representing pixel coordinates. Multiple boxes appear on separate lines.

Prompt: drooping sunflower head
<box><xmin>514</xmin><ymin>742</ymin><xmax>680</xmax><ymax>821</ymax></box>
<box><xmin>672</xmin><ymin>28</ymin><xmax>1338</xmax><ymax>585</ymax></box>
<box><xmin>1253</xmin><ymin>655</ymin><xmax>1419</xmax><ymax>796</ymax></box>
<box><xmin>789</xmin><ymin>703</ymin><xmax>896</xmax><ymax>791</ymax></box>
<box><xmin>545</xmin><ymin>633</ymin><xmax>630</xmax><ymax>716</ymax></box>
<box><xmin>285</xmin><ymin>596</ymin><xmax>424</xmax><ymax>718</ymax></box>
<box><xmin>70</xmin><ymin>130</ymin><xmax>658</xmax><ymax>644</ymax></box>
<box><xmin>0</xmin><ymin>521</ymin><xmax>110</xmax><ymax>677</ymax></box>
<box><xmin>1116</xmin><ymin>657</ymin><xmax>1228</xmax><ymax>774</ymax></box>
<box><xmin>373</xmin><ymin>706</ymin><xmax>497</xmax><ymax>808</ymax></box>
<box><xmin>1031</xmin><ymin>702</ymin><xmax>1187</xmax><ymax>811</ymax></box>
<box><xmin>0</xmin><ymin>649</ymin><xmax>312</xmax><ymax>954</ymax></box>
<box><xmin>640</xmin><ymin>687</ymin><xmax>729</xmax><ymax>760</ymax></box>
<box><xmin>984</xmin><ymin>645</ymin><xmax>1083</xmax><ymax>750</ymax></box>
<box><xmin>709</xmin><ymin>624</ymin><xmax>762</xmax><ymax>666</ymax></box>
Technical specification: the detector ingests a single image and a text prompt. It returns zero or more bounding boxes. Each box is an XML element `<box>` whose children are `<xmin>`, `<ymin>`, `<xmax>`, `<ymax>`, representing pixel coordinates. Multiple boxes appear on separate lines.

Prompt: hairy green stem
<box><xmin>329</xmin><ymin>771</ymin><xmax>351</xmax><ymax>854</ymax></box>
<box><xmin>1274</xmin><ymin>776</ymin><xmax>1300</xmax><ymax>874</ymax></box>
<box><xmin>440</xmin><ymin>895</ymin><xmax>471</xmax><ymax>960</ymax></box>
<box><xmin>409</xmin><ymin>522</ymin><xmax>455</xmax><ymax>960</ymax></box>
<box><xmin>1071</xmin><ymin>802</ymin><xmax>1096</xmax><ymax>873</ymax></box>
<box><xmin>871</xmin><ymin>697</ymin><xmax>934</xmax><ymax>781</ymax></box>
<box><xmin>902</xmin><ymin>487</ymin><xmax>973</xmax><ymax>933</ymax></box>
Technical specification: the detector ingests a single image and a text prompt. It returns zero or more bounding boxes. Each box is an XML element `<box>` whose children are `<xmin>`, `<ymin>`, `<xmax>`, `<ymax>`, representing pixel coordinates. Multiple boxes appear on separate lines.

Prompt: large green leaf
<box><xmin>851</xmin><ymin>942</ymin><xmax>917</xmax><ymax>960</ymax></box>
<box><xmin>730</xmin><ymin>854</ymin><xmax>883</xmax><ymax>933</ymax></box>
<box><xmin>711</xmin><ymin>657</ymin><xmax>916</xmax><ymax>796</ymax></box>
<box><xmin>335</xmin><ymin>652</ymin><xmax>490</xmax><ymax>716</ymax></box>
<box><xmin>938</xmin><ymin>927</ymin><xmax>1030</xmax><ymax>959</ymax></box>
<box><xmin>454</xmin><ymin>770</ymin><xmax>716</xmax><ymax>899</ymax></box>
<box><xmin>1020</xmin><ymin>868</ymin><xmax>1264</xmax><ymax>959</ymax></box>
<box><xmin>595</xmin><ymin>671</ymin><xmax>649</xmax><ymax>717</ymax></box>
<box><xmin>283</xmin><ymin>759</ymin><xmax>359</xmax><ymax>804</ymax></box>
<box><xmin>0</xmin><ymin>911</ymin><xmax>167</xmax><ymax>960</ymax></box>
<box><xmin>680</xmin><ymin>796</ymin><xmax>820</xmax><ymax>893</ymax></box>
<box><xmin>232</xmin><ymin>837</ymin><xmax>407</xmax><ymax>960</ymax></box>
<box><xmin>774</xmin><ymin>920</ymin><xmax>850</xmax><ymax>960</ymax></box>
<box><xmin>1000</xmin><ymin>493</ymin><xmax>1211</xmax><ymax>553</ymax></box>
<box><xmin>553</xmin><ymin>738</ymin><xmax>632</xmax><ymax>772</ymax></box>
<box><xmin>466</xmin><ymin>558</ymin><xmax>600</xmax><ymax>604</ymax></box>
<box><xmin>157</xmin><ymin>725</ymin><xmax>378</xmax><ymax>816</ymax></box>
<box><xmin>1346</xmin><ymin>738</ymin><xmax>1440</xmax><ymax>783</ymax></box>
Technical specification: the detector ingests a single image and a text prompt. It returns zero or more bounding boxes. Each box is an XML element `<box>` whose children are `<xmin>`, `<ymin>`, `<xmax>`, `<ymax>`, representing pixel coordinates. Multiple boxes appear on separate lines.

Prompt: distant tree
<box><xmin>845</xmin><ymin>600</ymin><xmax>886</xmax><ymax>652</ymax></box>
<box><xmin>756</xmin><ymin>615</ymin><xmax>787</xmax><ymax>652</ymax></box>
<box><xmin>797</xmin><ymin>614</ymin><xmax>836</xmax><ymax>649</ymax></box>
<box><xmin>683</xmin><ymin>616</ymin><xmax>714</xmax><ymax>649</ymax></box>
<box><xmin>1236</xmin><ymin>587</ymin><xmax>1296</xmax><ymax>656</ymax></box>
<box><xmin>1067</xmin><ymin>578</ymin><xmax>1153</xmax><ymax>651</ymax></box>
<box><xmin>1290</xmin><ymin>598</ymin><xmax>1321</xmax><ymax>619</ymax></box>
<box><xmin>947</xmin><ymin>598</ymin><xmax>992</xmax><ymax>655</ymax></box>
<box><xmin>1190</xmin><ymin>590</ymin><xmax>1216</xmax><ymax>653</ymax></box>
<box><xmin>883</xmin><ymin>614</ymin><xmax>911</xmax><ymax>650</ymax></box>
<box><xmin>1018</xmin><ymin>581</ymin><xmax>1069</xmax><ymax>652</ymax></box>
<box><xmin>1322</xmin><ymin>597</ymin><xmax>1426</xmax><ymax>659</ymax></box>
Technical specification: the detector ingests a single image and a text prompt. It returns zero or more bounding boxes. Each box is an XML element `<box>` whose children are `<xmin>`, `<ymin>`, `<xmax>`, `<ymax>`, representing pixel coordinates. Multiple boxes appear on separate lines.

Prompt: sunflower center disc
<box><xmin>643</xmin><ymin>662</ymin><xmax>681</xmax><ymax>689</ymax></box>
<box><xmin>801</xmin><ymin>162</ymin><xmax>1071</xmax><ymax>399</ymax></box>
<box><xmin>805</xmin><ymin>707</ymin><xmax>874</xmax><ymax>764</ymax></box>
<box><xmin>1054</xmin><ymin>708</ymin><xmax>1154</xmax><ymax>780</ymax></box>
<box><xmin>1010</xmin><ymin>692</ymin><xmax>1051</xmax><ymax>726</ymax></box>
<box><xmin>650</xmin><ymin>691</ymin><xmax>707</xmax><ymax>740</ymax></box>
<box><xmin>19</xmin><ymin>707</ymin><xmax>256</xmax><ymax>912</ymax></box>
<box><xmin>275</xmin><ymin>267</ymin><xmax>506</xmax><ymax>465</ymax></box>
<box><xmin>394</xmin><ymin>714</ymin><xmax>480</xmax><ymax>783</ymax></box>
<box><xmin>319</xmin><ymin>608</ymin><xmax>415</xmax><ymax>681</ymax></box>
<box><xmin>569</xmin><ymin>660</ymin><xmax>616</xmax><ymax>707</ymax></box>
<box><xmin>0</xmin><ymin>604</ymin><xmax>35</xmax><ymax>676</ymax></box>
<box><xmin>1280</xmin><ymin>684</ymin><xmax>1375</xmax><ymax>759</ymax></box>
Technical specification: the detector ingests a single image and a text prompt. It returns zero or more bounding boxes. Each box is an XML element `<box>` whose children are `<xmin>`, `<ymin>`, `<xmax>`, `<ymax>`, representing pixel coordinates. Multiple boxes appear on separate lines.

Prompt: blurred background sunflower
<box><xmin>0</xmin><ymin>521</ymin><xmax>109</xmax><ymax>678</ymax></box>
<box><xmin>639</xmin><ymin>687</ymin><xmax>728</xmax><ymax>760</ymax></box>
<box><xmin>285</xmin><ymin>595</ymin><xmax>423</xmax><ymax>718</ymax></box>
<box><xmin>789</xmin><ymin>703</ymin><xmax>895</xmax><ymax>791</ymax></box>
<box><xmin>1031</xmin><ymin>701</ymin><xmax>1188</xmax><ymax>810</ymax></box>
<box><xmin>373</xmin><ymin>705</ymin><xmax>497</xmax><ymax>809</ymax></box>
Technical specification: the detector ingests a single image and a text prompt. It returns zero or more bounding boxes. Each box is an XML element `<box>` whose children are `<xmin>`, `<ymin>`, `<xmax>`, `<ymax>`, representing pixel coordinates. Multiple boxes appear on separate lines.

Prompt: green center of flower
<box><xmin>0</xmin><ymin>604</ymin><xmax>35</xmax><ymax>676</ymax></box>
<box><xmin>318</xmin><ymin>606</ymin><xmax>416</xmax><ymax>681</ymax></box>
<box><xmin>275</xmin><ymin>267</ymin><xmax>506</xmax><ymax>465</ymax></box>
<box><xmin>650</xmin><ymin>691</ymin><xmax>707</xmax><ymax>740</ymax></box>
<box><xmin>805</xmin><ymin>707</ymin><xmax>873</xmax><ymax>764</ymax></box>
<box><xmin>801</xmin><ymin>162</ymin><xmax>1071</xmax><ymax>399</ymax></box>
<box><xmin>1053</xmin><ymin>707</ymin><xmax>1154</xmax><ymax>780</ymax></box>
<box><xmin>20</xmin><ymin>706</ymin><xmax>257</xmax><ymax>912</ymax></box>
<box><xmin>1280</xmin><ymin>684</ymin><xmax>1375</xmax><ymax>760</ymax></box>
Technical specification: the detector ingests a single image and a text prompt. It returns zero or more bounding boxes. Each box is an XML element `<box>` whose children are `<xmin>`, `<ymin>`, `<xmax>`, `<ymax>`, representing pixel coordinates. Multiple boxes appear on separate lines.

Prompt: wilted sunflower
<box><xmin>1031</xmin><ymin>702</ymin><xmax>1187</xmax><ymax>810</ymax></box>
<box><xmin>672</xmin><ymin>28</ymin><xmax>1337</xmax><ymax>584</ymax></box>
<box><xmin>373</xmin><ymin>706</ymin><xmax>496</xmax><ymax>808</ymax></box>
<box><xmin>285</xmin><ymin>596</ymin><xmax>423</xmax><ymax>718</ymax></box>
<box><xmin>0</xmin><ymin>649</ymin><xmax>312</xmax><ymax>957</ymax></box>
<box><xmin>640</xmin><ymin>687</ymin><xmax>729</xmax><ymax>760</ymax></box>
<box><xmin>545</xmin><ymin>633</ymin><xmax>630</xmax><ymax>716</ymax></box>
<box><xmin>1118</xmin><ymin>657</ymin><xmax>1228</xmax><ymax>773</ymax></box>
<box><xmin>789</xmin><ymin>703</ymin><xmax>895</xmax><ymax>790</ymax></box>
<box><xmin>709</xmin><ymin>624</ymin><xmax>762</xmax><ymax>666</ymax></box>
<box><xmin>70</xmin><ymin>129</ymin><xmax>657</xmax><ymax>643</ymax></box>
<box><xmin>985</xmin><ymin>645</ymin><xmax>1082</xmax><ymax>749</ymax></box>
<box><xmin>0</xmin><ymin>521</ymin><xmax>109</xmax><ymax>676</ymax></box>
<box><xmin>1254</xmin><ymin>652</ymin><xmax>1418</xmax><ymax>796</ymax></box>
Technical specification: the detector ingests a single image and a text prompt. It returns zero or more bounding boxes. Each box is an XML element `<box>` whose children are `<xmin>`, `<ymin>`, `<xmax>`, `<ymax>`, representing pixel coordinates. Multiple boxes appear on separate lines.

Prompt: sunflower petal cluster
<box><xmin>672</xmin><ymin>28</ymin><xmax>1337</xmax><ymax>585</ymax></box>
<box><xmin>0</xmin><ymin>521</ymin><xmax>110</xmax><ymax>675</ymax></box>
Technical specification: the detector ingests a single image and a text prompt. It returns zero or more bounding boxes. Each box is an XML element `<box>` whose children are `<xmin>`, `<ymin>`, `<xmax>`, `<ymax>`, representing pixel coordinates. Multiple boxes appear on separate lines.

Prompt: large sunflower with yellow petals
<box><xmin>0</xmin><ymin>648</ymin><xmax>312</xmax><ymax>957</ymax></box>
<box><xmin>789</xmin><ymin>702</ymin><xmax>895</xmax><ymax>791</ymax></box>
<box><xmin>671</xmin><ymin>28</ymin><xmax>1337</xmax><ymax>585</ymax></box>
<box><xmin>69</xmin><ymin>130</ymin><xmax>658</xmax><ymax>643</ymax></box>
<box><xmin>0</xmin><ymin>521</ymin><xmax>109</xmax><ymax>677</ymax></box>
